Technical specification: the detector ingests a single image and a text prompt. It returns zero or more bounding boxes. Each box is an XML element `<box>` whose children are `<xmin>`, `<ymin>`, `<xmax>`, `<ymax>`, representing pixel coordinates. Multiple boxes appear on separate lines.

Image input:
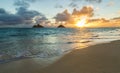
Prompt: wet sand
<box><xmin>0</xmin><ymin>40</ymin><xmax>120</xmax><ymax>73</ymax></box>
<box><xmin>0</xmin><ymin>57</ymin><xmax>60</xmax><ymax>73</ymax></box>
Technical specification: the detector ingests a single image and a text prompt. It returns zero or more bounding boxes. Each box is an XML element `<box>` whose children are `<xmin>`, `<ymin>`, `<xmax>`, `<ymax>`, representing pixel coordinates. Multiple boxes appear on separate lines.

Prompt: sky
<box><xmin>0</xmin><ymin>0</ymin><xmax>120</xmax><ymax>28</ymax></box>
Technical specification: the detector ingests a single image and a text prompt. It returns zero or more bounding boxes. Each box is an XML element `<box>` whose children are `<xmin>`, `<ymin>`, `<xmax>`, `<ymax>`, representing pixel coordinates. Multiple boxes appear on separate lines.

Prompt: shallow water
<box><xmin>0</xmin><ymin>27</ymin><xmax>120</xmax><ymax>63</ymax></box>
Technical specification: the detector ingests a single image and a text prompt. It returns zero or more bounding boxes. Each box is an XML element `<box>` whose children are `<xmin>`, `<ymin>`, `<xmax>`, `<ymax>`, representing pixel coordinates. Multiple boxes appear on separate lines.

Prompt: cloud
<box><xmin>16</xmin><ymin>7</ymin><xmax>41</xmax><ymax>20</ymax></box>
<box><xmin>0</xmin><ymin>0</ymin><xmax>47</xmax><ymax>27</ymax></box>
<box><xmin>111</xmin><ymin>17</ymin><xmax>120</xmax><ymax>27</ymax></box>
<box><xmin>88</xmin><ymin>18</ymin><xmax>109</xmax><ymax>23</ymax></box>
<box><xmin>54</xmin><ymin>6</ymin><xmax>94</xmax><ymax>27</ymax></box>
<box><xmin>0</xmin><ymin>8</ymin><xmax>24</xmax><ymax>25</ymax></box>
<box><xmin>68</xmin><ymin>0</ymin><xmax>102</xmax><ymax>9</ymax></box>
<box><xmin>85</xmin><ymin>0</ymin><xmax>102</xmax><ymax>3</ymax></box>
<box><xmin>68</xmin><ymin>0</ymin><xmax>79</xmax><ymax>8</ymax></box>
<box><xmin>54</xmin><ymin>6</ymin><xmax>94</xmax><ymax>22</ymax></box>
<box><xmin>85</xmin><ymin>18</ymin><xmax>120</xmax><ymax>27</ymax></box>
<box><xmin>69</xmin><ymin>2</ymin><xmax>78</xmax><ymax>8</ymax></box>
<box><xmin>0</xmin><ymin>8</ymin><xmax>7</xmax><ymax>14</ymax></box>
<box><xmin>112</xmin><ymin>17</ymin><xmax>120</xmax><ymax>20</ymax></box>
<box><xmin>15</xmin><ymin>0</ymin><xmax>47</xmax><ymax>24</ymax></box>
<box><xmin>54</xmin><ymin>9</ymin><xmax>71</xmax><ymax>22</ymax></box>
<box><xmin>14</xmin><ymin>0</ymin><xmax>30</xmax><ymax>8</ymax></box>
<box><xmin>33</xmin><ymin>16</ymin><xmax>48</xmax><ymax>24</ymax></box>
<box><xmin>72</xmin><ymin>6</ymin><xmax>94</xmax><ymax>17</ymax></box>
<box><xmin>14</xmin><ymin>0</ymin><xmax>38</xmax><ymax>8</ymax></box>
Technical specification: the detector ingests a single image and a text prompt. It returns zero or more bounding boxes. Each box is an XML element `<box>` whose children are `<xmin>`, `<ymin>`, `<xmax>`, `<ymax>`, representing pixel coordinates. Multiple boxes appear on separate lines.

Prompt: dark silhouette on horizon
<box><xmin>57</xmin><ymin>25</ymin><xmax>65</xmax><ymax>28</ymax></box>
<box><xmin>33</xmin><ymin>24</ymin><xmax>65</xmax><ymax>28</ymax></box>
<box><xmin>33</xmin><ymin>24</ymin><xmax>44</xmax><ymax>28</ymax></box>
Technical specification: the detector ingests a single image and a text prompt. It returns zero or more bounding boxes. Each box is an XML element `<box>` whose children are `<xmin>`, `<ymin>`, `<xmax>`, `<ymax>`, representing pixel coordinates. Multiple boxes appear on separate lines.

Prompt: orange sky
<box><xmin>0</xmin><ymin>0</ymin><xmax>120</xmax><ymax>28</ymax></box>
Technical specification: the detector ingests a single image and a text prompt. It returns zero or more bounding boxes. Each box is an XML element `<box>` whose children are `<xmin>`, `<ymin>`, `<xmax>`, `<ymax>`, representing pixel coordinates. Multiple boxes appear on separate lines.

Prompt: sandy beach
<box><xmin>0</xmin><ymin>0</ymin><xmax>120</xmax><ymax>72</ymax></box>
<box><xmin>0</xmin><ymin>40</ymin><xmax>120</xmax><ymax>73</ymax></box>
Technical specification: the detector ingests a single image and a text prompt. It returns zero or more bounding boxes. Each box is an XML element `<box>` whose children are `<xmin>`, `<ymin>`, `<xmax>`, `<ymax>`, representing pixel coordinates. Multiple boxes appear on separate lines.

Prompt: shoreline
<box><xmin>0</xmin><ymin>40</ymin><xmax>120</xmax><ymax>73</ymax></box>
<box><xmin>40</xmin><ymin>40</ymin><xmax>120</xmax><ymax>73</ymax></box>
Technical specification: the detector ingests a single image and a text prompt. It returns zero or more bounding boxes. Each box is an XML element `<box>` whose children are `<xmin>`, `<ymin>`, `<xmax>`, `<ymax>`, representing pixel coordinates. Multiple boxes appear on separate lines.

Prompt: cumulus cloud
<box><xmin>0</xmin><ymin>8</ymin><xmax>7</xmax><ymax>14</ymax></box>
<box><xmin>0</xmin><ymin>8</ymin><xmax>24</xmax><ymax>25</ymax></box>
<box><xmin>72</xmin><ymin>6</ymin><xmax>94</xmax><ymax>17</ymax></box>
<box><xmin>14</xmin><ymin>0</ymin><xmax>47</xmax><ymax>24</ymax></box>
<box><xmin>54</xmin><ymin>6</ymin><xmax>94</xmax><ymax>26</ymax></box>
<box><xmin>0</xmin><ymin>0</ymin><xmax>47</xmax><ymax>27</ymax></box>
<box><xmin>33</xmin><ymin>16</ymin><xmax>47</xmax><ymax>24</ymax></box>
<box><xmin>54</xmin><ymin>9</ymin><xmax>71</xmax><ymax>22</ymax></box>
<box><xmin>16</xmin><ymin>7</ymin><xmax>44</xmax><ymax>24</ymax></box>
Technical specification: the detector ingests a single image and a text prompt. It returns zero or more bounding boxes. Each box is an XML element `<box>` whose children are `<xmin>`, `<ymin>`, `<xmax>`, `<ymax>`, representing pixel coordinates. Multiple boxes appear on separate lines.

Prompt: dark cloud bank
<box><xmin>0</xmin><ymin>0</ymin><xmax>47</xmax><ymax>27</ymax></box>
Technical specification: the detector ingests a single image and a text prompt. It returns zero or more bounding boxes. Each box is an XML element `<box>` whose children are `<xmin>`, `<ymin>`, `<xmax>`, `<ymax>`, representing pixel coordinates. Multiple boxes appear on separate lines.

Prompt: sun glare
<box><xmin>76</xmin><ymin>17</ymin><xmax>87</xmax><ymax>27</ymax></box>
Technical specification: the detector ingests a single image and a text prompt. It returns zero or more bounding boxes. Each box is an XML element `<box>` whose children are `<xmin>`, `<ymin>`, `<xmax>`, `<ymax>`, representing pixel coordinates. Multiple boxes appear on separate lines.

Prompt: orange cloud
<box><xmin>54</xmin><ymin>6</ymin><xmax>94</xmax><ymax>27</ymax></box>
<box><xmin>54</xmin><ymin>5</ymin><xmax>120</xmax><ymax>28</ymax></box>
<box><xmin>86</xmin><ymin>18</ymin><xmax>120</xmax><ymax>27</ymax></box>
<box><xmin>72</xmin><ymin>6</ymin><xmax>94</xmax><ymax>17</ymax></box>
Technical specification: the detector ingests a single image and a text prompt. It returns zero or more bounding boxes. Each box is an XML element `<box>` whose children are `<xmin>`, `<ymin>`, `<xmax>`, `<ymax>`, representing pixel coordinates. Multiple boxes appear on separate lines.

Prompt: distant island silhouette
<box><xmin>33</xmin><ymin>24</ymin><xmax>65</xmax><ymax>28</ymax></box>
<box><xmin>57</xmin><ymin>25</ymin><xmax>65</xmax><ymax>28</ymax></box>
<box><xmin>33</xmin><ymin>24</ymin><xmax>44</xmax><ymax>28</ymax></box>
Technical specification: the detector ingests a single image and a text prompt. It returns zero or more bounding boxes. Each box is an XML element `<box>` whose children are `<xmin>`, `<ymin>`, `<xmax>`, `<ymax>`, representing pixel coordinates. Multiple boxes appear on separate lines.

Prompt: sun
<box><xmin>76</xmin><ymin>17</ymin><xmax>87</xmax><ymax>27</ymax></box>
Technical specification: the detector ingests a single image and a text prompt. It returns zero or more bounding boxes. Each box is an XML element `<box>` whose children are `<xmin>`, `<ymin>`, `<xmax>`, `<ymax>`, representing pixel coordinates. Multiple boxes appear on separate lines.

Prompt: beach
<box><xmin>0</xmin><ymin>0</ymin><xmax>120</xmax><ymax>72</ymax></box>
<box><xmin>0</xmin><ymin>40</ymin><xmax>120</xmax><ymax>73</ymax></box>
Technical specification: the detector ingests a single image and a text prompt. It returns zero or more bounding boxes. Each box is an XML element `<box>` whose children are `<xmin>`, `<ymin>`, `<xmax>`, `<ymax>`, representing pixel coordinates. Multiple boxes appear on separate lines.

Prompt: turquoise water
<box><xmin>0</xmin><ymin>28</ymin><xmax>120</xmax><ymax>63</ymax></box>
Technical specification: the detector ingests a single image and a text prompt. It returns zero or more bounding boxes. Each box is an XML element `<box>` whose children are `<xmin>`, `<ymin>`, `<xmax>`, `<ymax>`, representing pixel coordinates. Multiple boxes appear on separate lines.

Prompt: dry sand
<box><xmin>0</xmin><ymin>40</ymin><xmax>120</xmax><ymax>73</ymax></box>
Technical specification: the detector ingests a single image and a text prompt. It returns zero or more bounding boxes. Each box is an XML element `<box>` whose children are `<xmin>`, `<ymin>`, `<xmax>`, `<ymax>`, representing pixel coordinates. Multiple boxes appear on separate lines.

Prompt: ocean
<box><xmin>0</xmin><ymin>27</ymin><xmax>120</xmax><ymax>63</ymax></box>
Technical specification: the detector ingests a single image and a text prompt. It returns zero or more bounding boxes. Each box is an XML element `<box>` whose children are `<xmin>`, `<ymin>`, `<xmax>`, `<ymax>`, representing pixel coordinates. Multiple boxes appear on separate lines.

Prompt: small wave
<box><xmin>67</xmin><ymin>42</ymin><xmax>74</xmax><ymax>44</ymax></box>
<box><xmin>80</xmin><ymin>40</ymin><xmax>91</xmax><ymax>43</ymax></box>
<box><xmin>0</xmin><ymin>48</ymin><xmax>64</xmax><ymax>63</ymax></box>
<box><xmin>9</xmin><ymin>34</ymin><xmax>29</xmax><ymax>37</ymax></box>
<box><xmin>92</xmin><ymin>35</ymin><xmax>99</xmax><ymax>37</ymax></box>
